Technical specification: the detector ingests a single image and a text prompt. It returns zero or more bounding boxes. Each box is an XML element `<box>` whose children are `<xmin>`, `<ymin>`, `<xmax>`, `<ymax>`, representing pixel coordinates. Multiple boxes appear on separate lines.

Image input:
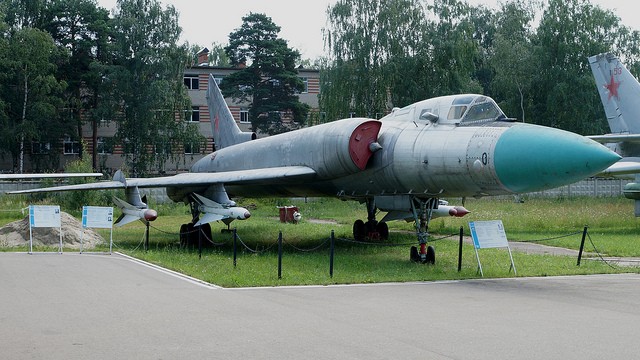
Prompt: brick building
<box><xmin>0</xmin><ymin>48</ymin><xmax>320</xmax><ymax>175</ymax></box>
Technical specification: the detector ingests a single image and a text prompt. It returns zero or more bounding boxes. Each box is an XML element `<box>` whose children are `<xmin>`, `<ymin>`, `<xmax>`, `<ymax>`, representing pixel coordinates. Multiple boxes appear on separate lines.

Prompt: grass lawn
<box><xmin>1</xmin><ymin>194</ymin><xmax>639</xmax><ymax>287</ymax></box>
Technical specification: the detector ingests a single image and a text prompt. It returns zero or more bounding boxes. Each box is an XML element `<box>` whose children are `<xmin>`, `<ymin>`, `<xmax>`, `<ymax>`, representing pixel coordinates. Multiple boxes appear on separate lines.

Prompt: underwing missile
<box><xmin>112</xmin><ymin>196</ymin><xmax>158</xmax><ymax>227</ymax></box>
<box><xmin>192</xmin><ymin>193</ymin><xmax>251</xmax><ymax>226</ymax></box>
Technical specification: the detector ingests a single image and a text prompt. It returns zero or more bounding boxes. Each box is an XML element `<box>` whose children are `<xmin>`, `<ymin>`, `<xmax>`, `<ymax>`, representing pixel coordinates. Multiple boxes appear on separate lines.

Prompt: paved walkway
<box><xmin>2</xmin><ymin>252</ymin><xmax>640</xmax><ymax>359</ymax></box>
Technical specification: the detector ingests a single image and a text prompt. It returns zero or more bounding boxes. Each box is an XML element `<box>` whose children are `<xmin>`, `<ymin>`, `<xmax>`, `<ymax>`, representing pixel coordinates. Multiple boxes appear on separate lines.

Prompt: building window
<box><xmin>155</xmin><ymin>142</ymin><xmax>172</xmax><ymax>155</ymax></box>
<box><xmin>31</xmin><ymin>141</ymin><xmax>51</xmax><ymax>154</ymax></box>
<box><xmin>184</xmin><ymin>74</ymin><xmax>199</xmax><ymax>90</ymax></box>
<box><xmin>63</xmin><ymin>136</ymin><xmax>80</xmax><ymax>155</ymax></box>
<box><xmin>240</xmin><ymin>108</ymin><xmax>249</xmax><ymax>123</ymax></box>
<box><xmin>184</xmin><ymin>141</ymin><xmax>200</xmax><ymax>155</ymax></box>
<box><xmin>97</xmin><ymin>137</ymin><xmax>113</xmax><ymax>154</ymax></box>
<box><xmin>188</xmin><ymin>106</ymin><xmax>200</xmax><ymax>122</ymax></box>
<box><xmin>298</xmin><ymin>77</ymin><xmax>309</xmax><ymax>93</ymax></box>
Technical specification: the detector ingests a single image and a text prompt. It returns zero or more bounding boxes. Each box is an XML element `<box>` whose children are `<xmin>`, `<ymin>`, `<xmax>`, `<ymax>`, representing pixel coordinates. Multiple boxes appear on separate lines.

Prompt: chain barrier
<box><xmin>586</xmin><ymin>232</ymin><xmax>618</xmax><ymax>269</ymax></box>
<box><xmin>282</xmin><ymin>237</ymin><xmax>331</xmax><ymax>252</ymax></box>
<box><xmin>136</xmin><ymin>224</ymin><xmax>621</xmax><ymax>271</ymax></box>
<box><xmin>518</xmin><ymin>231</ymin><xmax>583</xmax><ymax>243</ymax></box>
<box><xmin>235</xmin><ymin>233</ymin><xmax>277</xmax><ymax>254</ymax></box>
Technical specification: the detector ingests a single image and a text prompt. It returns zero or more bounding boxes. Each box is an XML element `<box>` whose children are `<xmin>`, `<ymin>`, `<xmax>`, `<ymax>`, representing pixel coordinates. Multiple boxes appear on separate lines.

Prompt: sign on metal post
<box><xmin>81</xmin><ymin>206</ymin><xmax>114</xmax><ymax>254</ymax></box>
<box><xmin>28</xmin><ymin>205</ymin><xmax>62</xmax><ymax>254</ymax></box>
<box><xmin>468</xmin><ymin>220</ymin><xmax>516</xmax><ymax>276</ymax></box>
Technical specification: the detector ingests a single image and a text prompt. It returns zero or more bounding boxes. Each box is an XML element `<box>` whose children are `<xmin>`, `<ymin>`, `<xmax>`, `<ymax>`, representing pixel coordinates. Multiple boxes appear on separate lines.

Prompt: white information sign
<box><xmin>82</xmin><ymin>206</ymin><xmax>113</xmax><ymax>229</ymax></box>
<box><xmin>81</xmin><ymin>206</ymin><xmax>114</xmax><ymax>254</ymax></box>
<box><xmin>28</xmin><ymin>205</ymin><xmax>62</xmax><ymax>254</ymax></box>
<box><xmin>29</xmin><ymin>205</ymin><xmax>61</xmax><ymax>228</ymax></box>
<box><xmin>469</xmin><ymin>220</ymin><xmax>509</xmax><ymax>249</ymax></box>
<box><xmin>468</xmin><ymin>220</ymin><xmax>516</xmax><ymax>276</ymax></box>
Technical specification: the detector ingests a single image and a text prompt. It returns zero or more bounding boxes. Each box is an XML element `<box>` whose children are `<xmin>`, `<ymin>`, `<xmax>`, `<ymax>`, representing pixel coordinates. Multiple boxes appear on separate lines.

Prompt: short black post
<box><xmin>329</xmin><ymin>230</ymin><xmax>335</xmax><ymax>278</ymax></box>
<box><xmin>233</xmin><ymin>228</ymin><xmax>238</xmax><ymax>268</ymax></box>
<box><xmin>144</xmin><ymin>222</ymin><xmax>150</xmax><ymax>251</ymax></box>
<box><xmin>278</xmin><ymin>231</ymin><xmax>283</xmax><ymax>279</ymax></box>
<box><xmin>577</xmin><ymin>226</ymin><xmax>588</xmax><ymax>266</ymax></box>
<box><xmin>198</xmin><ymin>226</ymin><xmax>202</xmax><ymax>260</ymax></box>
<box><xmin>458</xmin><ymin>226</ymin><xmax>463</xmax><ymax>272</ymax></box>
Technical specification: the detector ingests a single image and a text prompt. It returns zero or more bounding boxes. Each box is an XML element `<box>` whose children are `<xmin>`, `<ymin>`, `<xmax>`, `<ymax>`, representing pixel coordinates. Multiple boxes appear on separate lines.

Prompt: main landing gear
<box><xmin>179</xmin><ymin>196</ymin><xmax>212</xmax><ymax>248</ymax></box>
<box><xmin>351</xmin><ymin>197</ymin><xmax>437</xmax><ymax>264</ymax></box>
<box><xmin>410</xmin><ymin>197</ymin><xmax>437</xmax><ymax>264</ymax></box>
<box><xmin>352</xmin><ymin>198</ymin><xmax>389</xmax><ymax>241</ymax></box>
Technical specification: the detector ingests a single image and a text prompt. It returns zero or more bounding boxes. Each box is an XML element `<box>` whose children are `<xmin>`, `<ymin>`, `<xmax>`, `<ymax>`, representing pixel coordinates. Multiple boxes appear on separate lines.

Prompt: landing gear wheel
<box><xmin>198</xmin><ymin>223</ymin><xmax>212</xmax><ymax>246</ymax></box>
<box><xmin>376</xmin><ymin>222</ymin><xmax>389</xmax><ymax>240</ymax></box>
<box><xmin>424</xmin><ymin>245</ymin><xmax>435</xmax><ymax>264</ymax></box>
<box><xmin>353</xmin><ymin>219</ymin><xmax>366</xmax><ymax>240</ymax></box>
<box><xmin>410</xmin><ymin>246</ymin><xmax>420</xmax><ymax>262</ymax></box>
<box><xmin>179</xmin><ymin>224</ymin><xmax>188</xmax><ymax>248</ymax></box>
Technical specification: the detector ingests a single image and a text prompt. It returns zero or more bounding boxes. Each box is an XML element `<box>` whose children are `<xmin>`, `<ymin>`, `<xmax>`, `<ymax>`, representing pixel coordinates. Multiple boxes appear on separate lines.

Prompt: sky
<box><xmin>96</xmin><ymin>0</ymin><xmax>640</xmax><ymax>60</ymax></box>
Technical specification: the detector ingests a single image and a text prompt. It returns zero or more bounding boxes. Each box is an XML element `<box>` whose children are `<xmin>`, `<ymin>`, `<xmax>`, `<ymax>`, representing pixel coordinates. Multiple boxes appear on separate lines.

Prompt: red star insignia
<box><xmin>605</xmin><ymin>74</ymin><xmax>621</xmax><ymax>100</ymax></box>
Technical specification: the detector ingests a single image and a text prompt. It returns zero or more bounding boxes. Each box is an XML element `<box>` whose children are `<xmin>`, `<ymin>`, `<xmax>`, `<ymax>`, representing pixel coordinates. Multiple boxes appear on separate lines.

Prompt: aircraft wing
<box><xmin>0</xmin><ymin>173</ymin><xmax>102</xmax><ymax>180</ymax></box>
<box><xmin>597</xmin><ymin>159</ymin><xmax>640</xmax><ymax>177</ymax></box>
<box><xmin>8</xmin><ymin>166</ymin><xmax>316</xmax><ymax>194</ymax></box>
<box><xmin>588</xmin><ymin>134</ymin><xmax>640</xmax><ymax>144</ymax></box>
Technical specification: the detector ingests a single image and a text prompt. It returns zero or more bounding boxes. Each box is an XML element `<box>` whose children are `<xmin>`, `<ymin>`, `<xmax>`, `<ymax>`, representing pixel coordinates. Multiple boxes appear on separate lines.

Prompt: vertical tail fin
<box><xmin>206</xmin><ymin>75</ymin><xmax>256</xmax><ymax>150</ymax></box>
<box><xmin>589</xmin><ymin>53</ymin><xmax>640</xmax><ymax>134</ymax></box>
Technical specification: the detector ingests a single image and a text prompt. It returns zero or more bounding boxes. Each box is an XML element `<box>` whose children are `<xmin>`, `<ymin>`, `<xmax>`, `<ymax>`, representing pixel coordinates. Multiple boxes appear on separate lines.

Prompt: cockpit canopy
<box><xmin>389</xmin><ymin>94</ymin><xmax>509</xmax><ymax>125</ymax></box>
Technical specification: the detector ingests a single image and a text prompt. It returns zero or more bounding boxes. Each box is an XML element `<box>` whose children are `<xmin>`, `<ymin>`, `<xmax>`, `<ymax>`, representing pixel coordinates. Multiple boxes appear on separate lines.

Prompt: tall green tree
<box><xmin>322</xmin><ymin>0</ymin><xmax>426</xmax><ymax>120</ymax></box>
<box><xmin>530</xmin><ymin>0</ymin><xmax>640</xmax><ymax>134</ymax></box>
<box><xmin>110</xmin><ymin>0</ymin><xmax>201</xmax><ymax>176</ymax></box>
<box><xmin>0</xmin><ymin>27</ymin><xmax>68</xmax><ymax>172</ymax></box>
<box><xmin>489</xmin><ymin>0</ymin><xmax>539</xmax><ymax>123</ymax></box>
<box><xmin>41</xmin><ymin>0</ymin><xmax>112</xmax><ymax>170</ymax></box>
<box><xmin>222</xmin><ymin>12</ymin><xmax>309</xmax><ymax>135</ymax></box>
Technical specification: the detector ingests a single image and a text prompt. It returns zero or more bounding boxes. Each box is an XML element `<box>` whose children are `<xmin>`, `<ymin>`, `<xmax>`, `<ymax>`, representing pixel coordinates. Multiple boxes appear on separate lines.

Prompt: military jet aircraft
<box><xmin>10</xmin><ymin>75</ymin><xmax>620</xmax><ymax>263</ymax></box>
<box><xmin>588</xmin><ymin>52</ymin><xmax>640</xmax><ymax>215</ymax></box>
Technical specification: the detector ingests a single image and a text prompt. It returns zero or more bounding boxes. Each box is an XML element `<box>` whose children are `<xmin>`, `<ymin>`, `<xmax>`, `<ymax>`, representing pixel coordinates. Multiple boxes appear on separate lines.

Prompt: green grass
<box><xmin>1</xmin><ymin>195</ymin><xmax>638</xmax><ymax>287</ymax></box>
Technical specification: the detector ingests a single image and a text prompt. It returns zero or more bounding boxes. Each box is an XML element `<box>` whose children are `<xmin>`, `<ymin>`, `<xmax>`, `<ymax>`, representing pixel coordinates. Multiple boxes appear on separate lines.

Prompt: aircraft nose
<box><xmin>493</xmin><ymin>124</ymin><xmax>621</xmax><ymax>193</ymax></box>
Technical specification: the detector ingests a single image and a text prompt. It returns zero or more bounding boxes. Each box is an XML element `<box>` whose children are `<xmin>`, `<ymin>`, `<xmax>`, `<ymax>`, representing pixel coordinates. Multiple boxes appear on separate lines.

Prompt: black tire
<box><xmin>179</xmin><ymin>224</ymin><xmax>188</xmax><ymax>248</ymax></box>
<box><xmin>410</xmin><ymin>246</ymin><xmax>420</xmax><ymax>262</ymax></box>
<box><xmin>425</xmin><ymin>245</ymin><xmax>435</xmax><ymax>264</ymax></box>
<box><xmin>198</xmin><ymin>223</ymin><xmax>212</xmax><ymax>246</ymax></box>
<box><xmin>353</xmin><ymin>219</ymin><xmax>366</xmax><ymax>240</ymax></box>
<box><xmin>376</xmin><ymin>221</ymin><xmax>389</xmax><ymax>240</ymax></box>
<box><xmin>187</xmin><ymin>223</ymin><xmax>197</xmax><ymax>246</ymax></box>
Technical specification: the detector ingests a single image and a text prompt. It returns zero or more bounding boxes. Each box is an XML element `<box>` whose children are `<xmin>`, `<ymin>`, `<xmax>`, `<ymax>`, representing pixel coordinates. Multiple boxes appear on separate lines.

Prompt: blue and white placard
<box><xmin>469</xmin><ymin>220</ymin><xmax>509</xmax><ymax>249</ymax></box>
<box><xmin>82</xmin><ymin>206</ymin><xmax>114</xmax><ymax>229</ymax></box>
<box><xmin>468</xmin><ymin>220</ymin><xmax>516</xmax><ymax>276</ymax></box>
<box><xmin>29</xmin><ymin>205</ymin><xmax>61</xmax><ymax>228</ymax></box>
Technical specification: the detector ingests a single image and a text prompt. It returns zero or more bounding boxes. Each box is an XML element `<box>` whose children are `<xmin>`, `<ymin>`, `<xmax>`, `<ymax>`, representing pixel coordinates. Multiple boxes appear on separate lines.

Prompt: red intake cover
<box><xmin>349</xmin><ymin>121</ymin><xmax>382</xmax><ymax>170</ymax></box>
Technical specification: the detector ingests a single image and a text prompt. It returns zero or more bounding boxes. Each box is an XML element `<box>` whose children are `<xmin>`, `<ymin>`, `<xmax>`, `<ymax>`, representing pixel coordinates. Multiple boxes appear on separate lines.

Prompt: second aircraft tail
<box><xmin>589</xmin><ymin>53</ymin><xmax>640</xmax><ymax>134</ymax></box>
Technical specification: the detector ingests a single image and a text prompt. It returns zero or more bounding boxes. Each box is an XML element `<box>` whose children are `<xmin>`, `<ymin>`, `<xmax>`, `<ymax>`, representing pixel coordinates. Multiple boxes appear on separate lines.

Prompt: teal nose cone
<box><xmin>494</xmin><ymin>124</ymin><xmax>621</xmax><ymax>193</ymax></box>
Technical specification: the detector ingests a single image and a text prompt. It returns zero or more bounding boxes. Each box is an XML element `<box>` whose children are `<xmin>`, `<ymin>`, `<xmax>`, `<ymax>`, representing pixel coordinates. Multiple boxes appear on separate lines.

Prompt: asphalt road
<box><xmin>1</xmin><ymin>252</ymin><xmax>639</xmax><ymax>359</ymax></box>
